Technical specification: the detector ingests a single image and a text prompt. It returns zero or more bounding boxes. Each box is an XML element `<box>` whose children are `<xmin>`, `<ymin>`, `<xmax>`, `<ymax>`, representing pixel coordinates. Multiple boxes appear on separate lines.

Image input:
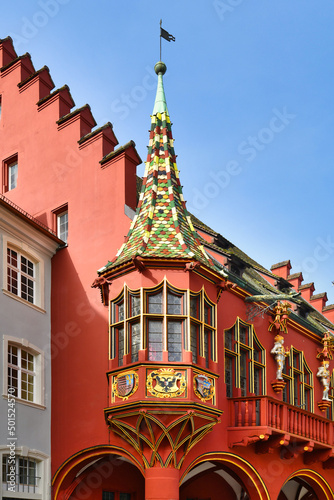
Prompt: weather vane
<box><xmin>159</xmin><ymin>19</ymin><xmax>175</xmax><ymax>61</ymax></box>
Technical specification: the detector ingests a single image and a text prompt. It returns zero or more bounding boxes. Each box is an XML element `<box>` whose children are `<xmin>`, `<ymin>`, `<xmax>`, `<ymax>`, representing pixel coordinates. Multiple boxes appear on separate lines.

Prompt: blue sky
<box><xmin>2</xmin><ymin>1</ymin><xmax>334</xmax><ymax>303</ymax></box>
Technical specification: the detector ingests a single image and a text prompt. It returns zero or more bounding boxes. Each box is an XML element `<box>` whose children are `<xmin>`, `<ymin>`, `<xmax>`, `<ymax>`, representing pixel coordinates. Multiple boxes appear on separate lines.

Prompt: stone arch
<box><xmin>180</xmin><ymin>452</ymin><xmax>270</xmax><ymax>500</ymax></box>
<box><xmin>278</xmin><ymin>469</ymin><xmax>334</xmax><ymax>500</ymax></box>
<box><xmin>52</xmin><ymin>445</ymin><xmax>145</xmax><ymax>500</ymax></box>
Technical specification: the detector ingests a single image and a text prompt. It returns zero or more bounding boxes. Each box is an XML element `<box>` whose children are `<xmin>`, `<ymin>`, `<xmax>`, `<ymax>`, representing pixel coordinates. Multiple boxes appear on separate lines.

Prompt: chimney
<box><xmin>287</xmin><ymin>272</ymin><xmax>303</xmax><ymax>292</ymax></box>
<box><xmin>299</xmin><ymin>282</ymin><xmax>315</xmax><ymax>303</ymax></box>
<box><xmin>322</xmin><ymin>304</ymin><xmax>334</xmax><ymax>324</ymax></box>
<box><xmin>271</xmin><ymin>260</ymin><xmax>292</xmax><ymax>280</ymax></box>
<box><xmin>310</xmin><ymin>292</ymin><xmax>328</xmax><ymax>313</ymax></box>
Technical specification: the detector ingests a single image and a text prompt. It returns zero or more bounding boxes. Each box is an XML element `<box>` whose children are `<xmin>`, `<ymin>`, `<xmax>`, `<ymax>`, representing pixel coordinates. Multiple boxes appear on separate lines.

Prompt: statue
<box><xmin>317</xmin><ymin>360</ymin><xmax>331</xmax><ymax>401</ymax></box>
<box><xmin>270</xmin><ymin>335</ymin><xmax>289</xmax><ymax>380</ymax></box>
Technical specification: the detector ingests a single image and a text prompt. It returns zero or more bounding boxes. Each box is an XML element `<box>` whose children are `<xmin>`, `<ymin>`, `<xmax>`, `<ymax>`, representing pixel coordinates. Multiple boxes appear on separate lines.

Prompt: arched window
<box><xmin>109</xmin><ymin>280</ymin><xmax>217</xmax><ymax>367</ymax></box>
<box><xmin>282</xmin><ymin>347</ymin><xmax>313</xmax><ymax>412</ymax></box>
<box><xmin>224</xmin><ymin>318</ymin><xmax>265</xmax><ymax>397</ymax></box>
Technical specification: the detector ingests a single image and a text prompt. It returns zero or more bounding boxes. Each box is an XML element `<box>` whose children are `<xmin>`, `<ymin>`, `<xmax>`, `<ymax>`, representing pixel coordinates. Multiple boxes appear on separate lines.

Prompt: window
<box><xmin>57</xmin><ymin>210</ymin><xmax>68</xmax><ymax>243</ymax></box>
<box><xmin>2</xmin><ymin>236</ymin><xmax>45</xmax><ymax>310</ymax></box>
<box><xmin>2</xmin><ymin>155</ymin><xmax>18</xmax><ymax>192</ymax></box>
<box><xmin>189</xmin><ymin>292</ymin><xmax>216</xmax><ymax>367</ymax></box>
<box><xmin>3</xmin><ymin>337</ymin><xmax>45</xmax><ymax>407</ymax></box>
<box><xmin>102</xmin><ymin>493</ymin><xmax>131</xmax><ymax>500</ymax></box>
<box><xmin>8</xmin><ymin>344</ymin><xmax>35</xmax><ymax>401</ymax></box>
<box><xmin>52</xmin><ymin>204</ymin><xmax>68</xmax><ymax>244</ymax></box>
<box><xmin>109</xmin><ymin>280</ymin><xmax>217</xmax><ymax>367</ymax></box>
<box><xmin>7</xmin><ymin>248</ymin><xmax>35</xmax><ymax>304</ymax></box>
<box><xmin>2</xmin><ymin>455</ymin><xmax>40</xmax><ymax>494</ymax></box>
<box><xmin>224</xmin><ymin>318</ymin><xmax>265</xmax><ymax>397</ymax></box>
<box><xmin>282</xmin><ymin>347</ymin><xmax>313</xmax><ymax>412</ymax></box>
<box><xmin>326</xmin><ymin>370</ymin><xmax>334</xmax><ymax>420</ymax></box>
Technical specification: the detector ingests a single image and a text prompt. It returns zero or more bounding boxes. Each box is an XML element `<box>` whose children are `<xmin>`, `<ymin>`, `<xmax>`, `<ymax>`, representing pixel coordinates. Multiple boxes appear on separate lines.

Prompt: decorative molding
<box><xmin>107</xmin><ymin>408</ymin><xmax>220</xmax><ymax>469</ymax></box>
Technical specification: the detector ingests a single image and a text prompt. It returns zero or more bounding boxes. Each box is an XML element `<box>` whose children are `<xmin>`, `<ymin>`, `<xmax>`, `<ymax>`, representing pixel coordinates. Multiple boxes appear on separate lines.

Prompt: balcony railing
<box><xmin>228</xmin><ymin>396</ymin><xmax>334</xmax><ymax>447</ymax></box>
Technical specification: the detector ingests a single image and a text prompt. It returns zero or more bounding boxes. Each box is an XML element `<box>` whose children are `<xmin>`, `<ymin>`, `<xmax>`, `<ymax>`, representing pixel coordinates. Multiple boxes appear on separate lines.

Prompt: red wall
<box><xmin>0</xmin><ymin>41</ymin><xmax>141</xmax><ymax>475</ymax></box>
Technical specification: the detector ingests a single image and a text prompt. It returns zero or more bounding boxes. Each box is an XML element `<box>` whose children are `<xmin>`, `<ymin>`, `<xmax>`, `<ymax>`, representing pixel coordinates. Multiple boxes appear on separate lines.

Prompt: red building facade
<box><xmin>1</xmin><ymin>37</ymin><xmax>334</xmax><ymax>500</ymax></box>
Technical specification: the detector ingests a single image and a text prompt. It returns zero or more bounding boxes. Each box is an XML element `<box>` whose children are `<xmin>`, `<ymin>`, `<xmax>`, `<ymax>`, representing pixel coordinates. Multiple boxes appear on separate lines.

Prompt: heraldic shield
<box><xmin>147</xmin><ymin>368</ymin><xmax>187</xmax><ymax>398</ymax></box>
<box><xmin>194</xmin><ymin>374</ymin><xmax>214</xmax><ymax>401</ymax></box>
<box><xmin>113</xmin><ymin>371</ymin><xmax>139</xmax><ymax>400</ymax></box>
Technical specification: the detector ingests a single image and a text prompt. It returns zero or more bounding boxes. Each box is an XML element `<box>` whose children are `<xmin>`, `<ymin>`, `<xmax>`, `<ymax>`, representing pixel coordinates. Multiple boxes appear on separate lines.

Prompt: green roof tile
<box><xmin>104</xmin><ymin>63</ymin><xmax>219</xmax><ymax>273</ymax></box>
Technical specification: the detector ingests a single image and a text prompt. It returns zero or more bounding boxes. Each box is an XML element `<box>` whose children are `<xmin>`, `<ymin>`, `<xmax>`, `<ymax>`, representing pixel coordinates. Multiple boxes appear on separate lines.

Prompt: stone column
<box><xmin>145</xmin><ymin>466</ymin><xmax>179</xmax><ymax>500</ymax></box>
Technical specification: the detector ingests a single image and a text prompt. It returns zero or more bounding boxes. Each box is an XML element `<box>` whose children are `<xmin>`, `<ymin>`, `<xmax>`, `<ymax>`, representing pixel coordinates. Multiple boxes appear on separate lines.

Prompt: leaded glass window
<box><xmin>282</xmin><ymin>348</ymin><xmax>313</xmax><ymax>411</ymax></box>
<box><xmin>109</xmin><ymin>281</ymin><xmax>216</xmax><ymax>367</ymax></box>
<box><xmin>131</xmin><ymin>322</ymin><xmax>140</xmax><ymax>363</ymax></box>
<box><xmin>148</xmin><ymin>320</ymin><xmax>163</xmax><ymax>361</ymax></box>
<box><xmin>168</xmin><ymin>321</ymin><xmax>182</xmax><ymax>362</ymax></box>
<box><xmin>148</xmin><ymin>292</ymin><xmax>163</xmax><ymax>314</ymax></box>
<box><xmin>224</xmin><ymin>319</ymin><xmax>265</xmax><ymax>398</ymax></box>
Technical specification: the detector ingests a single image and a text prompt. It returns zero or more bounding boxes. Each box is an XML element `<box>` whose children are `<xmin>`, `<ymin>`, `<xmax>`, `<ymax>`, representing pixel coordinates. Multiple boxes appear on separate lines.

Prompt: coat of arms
<box><xmin>112</xmin><ymin>371</ymin><xmax>139</xmax><ymax>400</ymax></box>
<box><xmin>146</xmin><ymin>368</ymin><xmax>187</xmax><ymax>398</ymax></box>
<box><xmin>194</xmin><ymin>374</ymin><xmax>214</xmax><ymax>402</ymax></box>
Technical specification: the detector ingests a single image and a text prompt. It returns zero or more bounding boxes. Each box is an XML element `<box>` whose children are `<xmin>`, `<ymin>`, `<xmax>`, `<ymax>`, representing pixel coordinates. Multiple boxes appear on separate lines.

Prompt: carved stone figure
<box><xmin>270</xmin><ymin>335</ymin><xmax>289</xmax><ymax>380</ymax></box>
<box><xmin>317</xmin><ymin>360</ymin><xmax>331</xmax><ymax>401</ymax></box>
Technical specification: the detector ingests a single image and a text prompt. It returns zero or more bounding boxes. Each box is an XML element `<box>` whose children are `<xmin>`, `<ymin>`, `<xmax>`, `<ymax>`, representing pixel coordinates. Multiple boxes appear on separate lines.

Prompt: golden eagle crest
<box><xmin>146</xmin><ymin>368</ymin><xmax>187</xmax><ymax>398</ymax></box>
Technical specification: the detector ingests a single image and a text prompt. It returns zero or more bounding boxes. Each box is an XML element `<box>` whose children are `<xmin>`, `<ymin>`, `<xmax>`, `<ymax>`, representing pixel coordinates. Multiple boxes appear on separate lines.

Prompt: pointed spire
<box><xmin>103</xmin><ymin>62</ymin><xmax>222</xmax><ymax>274</ymax></box>
<box><xmin>152</xmin><ymin>62</ymin><xmax>169</xmax><ymax>115</ymax></box>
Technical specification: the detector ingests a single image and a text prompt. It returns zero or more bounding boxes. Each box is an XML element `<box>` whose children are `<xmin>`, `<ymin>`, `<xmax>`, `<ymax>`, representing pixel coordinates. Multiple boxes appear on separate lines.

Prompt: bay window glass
<box><xmin>224</xmin><ymin>318</ymin><xmax>265</xmax><ymax>397</ymax></box>
<box><xmin>109</xmin><ymin>281</ymin><xmax>216</xmax><ymax>366</ymax></box>
<box><xmin>148</xmin><ymin>320</ymin><xmax>163</xmax><ymax>361</ymax></box>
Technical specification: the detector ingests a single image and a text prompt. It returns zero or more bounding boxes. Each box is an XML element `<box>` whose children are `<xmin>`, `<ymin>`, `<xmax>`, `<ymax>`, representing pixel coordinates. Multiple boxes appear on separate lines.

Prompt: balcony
<box><xmin>227</xmin><ymin>396</ymin><xmax>334</xmax><ymax>467</ymax></box>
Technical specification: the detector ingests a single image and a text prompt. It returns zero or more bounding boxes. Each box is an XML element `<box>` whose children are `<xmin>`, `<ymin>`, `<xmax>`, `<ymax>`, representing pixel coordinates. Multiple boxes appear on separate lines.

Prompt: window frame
<box><xmin>3</xmin><ymin>336</ymin><xmax>45</xmax><ymax>408</ymax></box>
<box><xmin>102</xmin><ymin>492</ymin><xmax>132</xmax><ymax>500</ymax></box>
<box><xmin>7</xmin><ymin>247</ymin><xmax>36</xmax><ymax>304</ymax></box>
<box><xmin>109</xmin><ymin>280</ymin><xmax>217</xmax><ymax>367</ymax></box>
<box><xmin>52</xmin><ymin>203</ymin><xmax>68</xmax><ymax>244</ymax></box>
<box><xmin>189</xmin><ymin>290</ymin><xmax>217</xmax><ymax>367</ymax></box>
<box><xmin>2</xmin><ymin>235</ymin><xmax>45</xmax><ymax>311</ymax></box>
<box><xmin>0</xmin><ymin>446</ymin><xmax>49</xmax><ymax>498</ymax></box>
<box><xmin>224</xmin><ymin>318</ymin><xmax>265</xmax><ymax>397</ymax></box>
<box><xmin>326</xmin><ymin>370</ymin><xmax>334</xmax><ymax>420</ymax></box>
<box><xmin>57</xmin><ymin>210</ymin><xmax>68</xmax><ymax>244</ymax></box>
<box><xmin>2</xmin><ymin>154</ymin><xmax>18</xmax><ymax>193</ymax></box>
<box><xmin>282</xmin><ymin>347</ymin><xmax>314</xmax><ymax>412</ymax></box>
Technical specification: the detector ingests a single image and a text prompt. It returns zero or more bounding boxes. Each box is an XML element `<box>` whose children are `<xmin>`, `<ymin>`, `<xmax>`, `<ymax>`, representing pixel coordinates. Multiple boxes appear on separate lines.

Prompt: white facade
<box><xmin>0</xmin><ymin>197</ymin><xmax>60</xmax><ymax>500</ymax></box>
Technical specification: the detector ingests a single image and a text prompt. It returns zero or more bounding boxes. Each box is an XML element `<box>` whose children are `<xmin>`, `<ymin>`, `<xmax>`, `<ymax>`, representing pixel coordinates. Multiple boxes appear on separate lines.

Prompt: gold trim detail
<box><xmin>193</xmin><ymin>373</ymin><xmax>215</xmax><ymax>402</ymax></box>
<box><xmin>146</xmin><ymin>368</ymin><xmax>186</xmax><ymax>398</ymax></box>
<box><xmin>112</xmin><ymin>371</ymin><xmax>139</xmax><ymax>401</ymax></box>
<box><xmin>107</xmin><ymin>409</ymin><xmax>220</xmax><ymax>469</ymax></box>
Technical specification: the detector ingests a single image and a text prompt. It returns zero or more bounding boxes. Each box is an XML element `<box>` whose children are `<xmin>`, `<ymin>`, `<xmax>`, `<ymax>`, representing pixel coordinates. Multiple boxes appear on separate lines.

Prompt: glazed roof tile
<box><xmin>103</xmin><ymin>64</ymin><xmax>220</xmax><ymax>273</ymax></box>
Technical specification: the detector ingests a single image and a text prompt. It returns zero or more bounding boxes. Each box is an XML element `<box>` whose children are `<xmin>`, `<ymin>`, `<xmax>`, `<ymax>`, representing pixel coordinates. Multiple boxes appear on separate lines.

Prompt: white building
<box><xmin>0</xmin><ymin>194</ymin><xmax>61</xmax><ymax>500</ymax></box>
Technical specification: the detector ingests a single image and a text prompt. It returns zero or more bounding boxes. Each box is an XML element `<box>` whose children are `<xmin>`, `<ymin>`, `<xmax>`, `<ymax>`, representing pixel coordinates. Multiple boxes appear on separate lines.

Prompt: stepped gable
<box><xmin>102</xmin><ymin>62</ymin><xmax>218</xmax><ymax>273</ymax></box>
<box><xmin>0</xmin><ymin>36</ymin><xmax>17</xmax><ymax>66</ymax></box>
<box><xmin>0</xmin><ymin>37</ymin><xmax>122</xmax><ymax>158</ymax></box>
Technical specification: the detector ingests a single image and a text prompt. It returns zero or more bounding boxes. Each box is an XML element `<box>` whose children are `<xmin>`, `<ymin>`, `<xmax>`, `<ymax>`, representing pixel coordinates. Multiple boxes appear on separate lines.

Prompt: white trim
<box><xmin>2</xmin><ymin>336</ymin><xmax>45</xmax><ymax>407</ymax></box>
<box><xmin>0</xmin><ymin>446</ymin><xmax>50</xmax><ymax>500</ymax></box>
<box><xmin>2</xmin><ymin>234</ymin><xmax>45</xmax><ymax>310</ymax></box>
